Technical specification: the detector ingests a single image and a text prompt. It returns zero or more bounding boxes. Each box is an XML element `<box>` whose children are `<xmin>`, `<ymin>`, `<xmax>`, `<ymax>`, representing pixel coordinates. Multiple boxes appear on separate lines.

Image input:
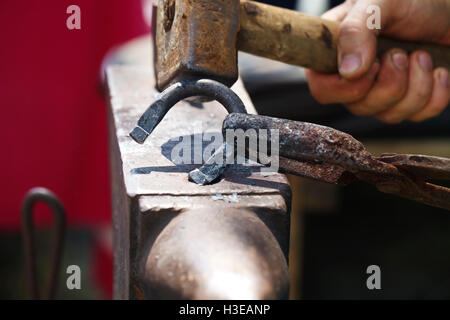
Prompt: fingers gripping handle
<box><xmin>239</xmin><ymin>1</ymin><xmax>450</xmax><ymax>73</ymax></box>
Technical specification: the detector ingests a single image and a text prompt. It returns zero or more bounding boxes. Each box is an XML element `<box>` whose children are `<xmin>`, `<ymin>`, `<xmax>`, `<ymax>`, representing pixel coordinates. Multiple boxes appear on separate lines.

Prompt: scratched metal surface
<box><xmin>106</xmin><ymin>65</ymin><xmax>291</xmax><ymax>212</ymax></box>
<box><xmin>107</xmin><ymin>39</ymin><xmax>291</xmax><ymax>300</ymax></box>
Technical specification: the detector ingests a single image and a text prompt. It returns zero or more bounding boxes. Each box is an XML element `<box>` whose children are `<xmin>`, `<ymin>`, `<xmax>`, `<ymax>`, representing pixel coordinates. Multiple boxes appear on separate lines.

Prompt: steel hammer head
<box><xmin>155</xmin><ymin>0</ymin><xmax>240</xmax><ymax>91</ymax></box>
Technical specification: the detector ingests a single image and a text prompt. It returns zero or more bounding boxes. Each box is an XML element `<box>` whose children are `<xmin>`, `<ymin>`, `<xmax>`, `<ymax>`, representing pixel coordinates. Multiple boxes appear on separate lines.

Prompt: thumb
<box><xmin>337</xmin><ymin>0</ymin><xmax>388</xmax><ymax>79</ymax></box>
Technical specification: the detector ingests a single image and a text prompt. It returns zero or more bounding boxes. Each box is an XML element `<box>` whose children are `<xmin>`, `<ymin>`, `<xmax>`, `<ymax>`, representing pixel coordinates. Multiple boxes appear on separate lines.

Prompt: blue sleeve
<box><xmin>255</xmin><ymin>1</ymin><xmax>345</xmax><ymax>10</ymax></box>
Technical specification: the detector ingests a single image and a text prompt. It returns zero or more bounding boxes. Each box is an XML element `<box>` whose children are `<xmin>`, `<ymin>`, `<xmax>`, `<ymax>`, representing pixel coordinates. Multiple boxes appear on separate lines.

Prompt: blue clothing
<box><xmin>260</xmin><ymin>0</ymin><xmax>344</xmax><ymax>10</ymax></box>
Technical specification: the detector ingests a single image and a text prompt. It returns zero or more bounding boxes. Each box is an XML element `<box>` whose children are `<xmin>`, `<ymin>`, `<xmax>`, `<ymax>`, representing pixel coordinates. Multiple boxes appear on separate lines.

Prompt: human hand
<box><xmin>306</xmin><ymin>0</ymin><xmax>450</xmax><ymax>123</ymax></box>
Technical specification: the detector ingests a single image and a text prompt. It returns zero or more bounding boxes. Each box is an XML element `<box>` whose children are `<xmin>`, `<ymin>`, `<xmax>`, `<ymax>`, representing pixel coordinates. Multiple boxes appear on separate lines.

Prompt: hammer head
<box><xmin>155</xmin><ymin>0</ymin><xmax>240</xmax><ymax>91</ymax></box>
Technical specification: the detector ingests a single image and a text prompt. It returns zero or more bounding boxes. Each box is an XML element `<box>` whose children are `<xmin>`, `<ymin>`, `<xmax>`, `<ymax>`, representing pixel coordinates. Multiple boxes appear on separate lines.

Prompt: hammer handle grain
<box><xmin>238</xmin><ymin>1</ymin><xmax>450</xmax><ymax>73</ymax></box>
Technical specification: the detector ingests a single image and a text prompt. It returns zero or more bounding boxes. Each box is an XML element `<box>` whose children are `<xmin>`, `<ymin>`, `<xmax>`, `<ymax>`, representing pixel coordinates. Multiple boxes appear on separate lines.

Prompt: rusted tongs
<box><xmin>213</xmin><ymin>113</ymin><xmax>450</xmax><ymax>211</ymax></box>
<box><xmin>128</xmin><ymin>79</ymin><xmax>449</xmax><ymax>210</ymax></box>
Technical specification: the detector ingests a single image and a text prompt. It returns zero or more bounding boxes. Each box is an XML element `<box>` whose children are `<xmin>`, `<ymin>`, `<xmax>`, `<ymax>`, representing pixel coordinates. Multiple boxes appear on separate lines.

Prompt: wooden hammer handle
<box><xmin>238</xmin><ymin>1</ymin><xmax>450</xmax><ymax>73</ymax></box>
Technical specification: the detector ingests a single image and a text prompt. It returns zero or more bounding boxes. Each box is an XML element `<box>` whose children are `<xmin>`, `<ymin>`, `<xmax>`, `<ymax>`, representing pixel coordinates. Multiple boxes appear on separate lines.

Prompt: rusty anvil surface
<box><xmin>106</xmin><ymin>55</ymin><xmax>291</xmax><ymax>298</ymax></box>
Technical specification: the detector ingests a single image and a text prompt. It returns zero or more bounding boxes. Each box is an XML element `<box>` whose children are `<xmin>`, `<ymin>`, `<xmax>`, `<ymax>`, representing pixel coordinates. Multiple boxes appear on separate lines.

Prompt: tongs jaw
<box><xmin>219</xmin><ymin>113</ymin><xmax>450</xmax><ymax>211</ymax></box>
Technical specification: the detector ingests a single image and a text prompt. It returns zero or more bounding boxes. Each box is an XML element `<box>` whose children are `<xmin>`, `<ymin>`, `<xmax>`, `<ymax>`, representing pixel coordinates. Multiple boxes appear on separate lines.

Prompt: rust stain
<box><xmin>133</xmin><ymin>283</ymin><xmax>147</xmax><ymax>300</ymax></box>
<box><xmin>244</xmin><ymin>2</ymin><xmax>260</xmax><ymax>15</ymax></box>
<box><xmin>223</xmin><ymin>113</ymin><xmax>450</xmax><ymax>211</ymax></box>
<box><xmin>321</xmin><ymin>24</ymin><xmax>333</xmax><ymax>49</ymax></box>
<box><xmin>155</xmin><ymin>0</ymin><xmax>240</xmax><ymax>90</ymax></box>
<box><xmin>163</xmin><ymin>0</ymin><xmax>176</xmax><ymax>32</ymax></box>
<box><xmin>283</xmin><ymin>23</ymin><xmax>291</xmax><ymax>33</ymax></box>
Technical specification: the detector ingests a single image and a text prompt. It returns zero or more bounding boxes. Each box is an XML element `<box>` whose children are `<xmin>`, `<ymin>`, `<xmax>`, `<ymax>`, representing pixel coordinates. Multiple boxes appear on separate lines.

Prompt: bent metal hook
<box><xmin>129</xmin><ymin>79</ymin><xmax>248</xmax><ymax>185</ymax></box>
<box><xmin>129</xmin><ymin>79</ymin><xmax>248</xmax><ymax>144</ymax></box>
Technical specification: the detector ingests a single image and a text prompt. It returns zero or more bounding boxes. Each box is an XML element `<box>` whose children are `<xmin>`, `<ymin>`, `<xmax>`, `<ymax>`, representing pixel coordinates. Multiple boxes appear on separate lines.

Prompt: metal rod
<box><xmin>21</xmin><ymin>187</ymin><xmax>66</xmax><ymax>300</ymax></box>
<box><xmin>130</xmin><ymin>79</ymin><xmax>248</xmax><ymax>144</ymax></box>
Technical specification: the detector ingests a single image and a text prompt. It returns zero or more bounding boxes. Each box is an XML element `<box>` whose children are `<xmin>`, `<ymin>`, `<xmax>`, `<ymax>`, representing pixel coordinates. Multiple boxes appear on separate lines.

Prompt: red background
<box><xmin>0</xmin><ymin>0</ymin><xmax>150</xmax><ymax>298</ymax></box>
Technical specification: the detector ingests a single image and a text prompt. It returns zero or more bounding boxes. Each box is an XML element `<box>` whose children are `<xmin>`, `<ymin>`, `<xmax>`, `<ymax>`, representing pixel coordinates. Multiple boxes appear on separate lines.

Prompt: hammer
<box><xmin>155</xmin><ymin>0</ymin><xmax>450</xmax><ymax>91</ymax></box>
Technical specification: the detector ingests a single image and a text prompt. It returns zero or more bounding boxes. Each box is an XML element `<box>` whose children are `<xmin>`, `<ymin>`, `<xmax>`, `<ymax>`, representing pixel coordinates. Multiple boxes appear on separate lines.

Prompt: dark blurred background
<box><xmin>240</xmin><ymin>0</ymin><xmax>450</xmax><ymax>300</ymax></box>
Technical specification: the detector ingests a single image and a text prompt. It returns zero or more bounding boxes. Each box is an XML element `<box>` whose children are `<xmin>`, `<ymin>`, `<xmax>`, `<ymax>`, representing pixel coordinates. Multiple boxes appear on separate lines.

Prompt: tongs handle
<box><xmin>222</xmin><ymin>113</ymin><xmax>450</xmax><ymax>211</ymax></box>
